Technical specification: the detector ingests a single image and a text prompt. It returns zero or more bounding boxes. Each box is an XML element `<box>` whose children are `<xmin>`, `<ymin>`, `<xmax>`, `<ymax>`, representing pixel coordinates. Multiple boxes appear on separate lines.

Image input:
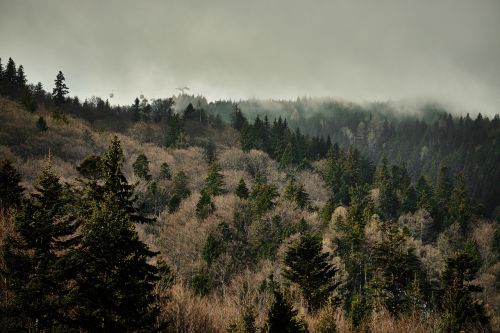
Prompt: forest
<box><xmin>0</xmin><ymin>56</ymin><xmax>499</xmax><ymax>332</ymax></box>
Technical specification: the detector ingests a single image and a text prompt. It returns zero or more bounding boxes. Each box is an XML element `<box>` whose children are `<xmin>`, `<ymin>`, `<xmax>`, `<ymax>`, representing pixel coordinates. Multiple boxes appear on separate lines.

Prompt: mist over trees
<box><xmin>0</xmin><ymin>56</ymin><xmax>499</xmax><ymax>332</ymax></box>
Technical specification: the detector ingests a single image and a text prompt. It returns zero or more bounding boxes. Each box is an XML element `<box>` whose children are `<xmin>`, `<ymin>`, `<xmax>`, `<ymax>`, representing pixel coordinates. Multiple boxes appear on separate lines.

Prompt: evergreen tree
<box><xmin>131</xmin><ymin>97</ymin><xmax>140</xmax><ymax>122</ymax></box>
<box><xmin>0</xmin><ymin>159</ymin><xmax>23</xmax><ymax>209</ymax></box>
<box><xmin>266</xmin><ymin>289</ymin><xmax>306</xmax><ymax>333</ymax></box>
<box><xmin>447</xmin><ymin>172</ymin><xmax>472</xmax><ymax>230</ymax></box>
<box><xmin>67</xmin><ymin>138</ymin><xmax>158</xmax><ymax>331</ymax></box>
<box><xmin>283</xmin><ymin>233</ymin><xmax>340</xmax><ymax>312</ymax></box>
<box><xmin>235</xmin><ymin>178</ymin><xmax>249</xmax><ymax>199</ymax></box>
<box><xmin>16</xmin><ymin>65</ymin><xmax>27</xmax><ymax>90</ymax></box>
<box><xmin>283</xmin><ymin>178</ymin><xmax>310</xmax><ymax>209</ymax></box>
<box><xmin>196</xmin><ymin>189</ymin><xmax>215</xmax><ymax>219</ymax></box>
<box><xmin>204</xmin><ymin>161</ymin><xmax>225</xmax><ymax>196</ymax></box>
<box><xmin>4</xmin><ymin>57</ymin><xmax>17</xmax><ymax>96</ymax></box>
<box><xmin>230</xmin><ymin>104</ymin><xmax>248</xmax><ymax>131</ymax></box>
<box><xmin>1</xmin><ymin>163</ymin><xmax>79</xmax><ymax>331</ymax></box>
<box><xmin>52</xmin><ymin>70</ymin><xmax>69</xmax><ymax>106</ymax></box>
<box><xmin>36</xmin><ymin>116</ymin><xmax>48</xmax><ymax>131</ymax></box>
<box><xmin>250</xmin><ymin>181</ymin><xmax>278</xmax><ymax>218</ymax></box>
<box><xmin>165</xmin><ymin>113</ymin><xmax>183</xmax><ymax>148</ymax></box>
<box><xmin>132</xmin><ymin>153</ymin><xmax>152</xmax><ymax>181</ymax></box>
<box><xmin>439</xmin><ymin>251</ymin><xmax>490</xmax><ymax>332</ymax></box>
<box><xmin>159</xmin><ymin>162</ymin><xmax>172</xmax><ymax>180</ymax></box>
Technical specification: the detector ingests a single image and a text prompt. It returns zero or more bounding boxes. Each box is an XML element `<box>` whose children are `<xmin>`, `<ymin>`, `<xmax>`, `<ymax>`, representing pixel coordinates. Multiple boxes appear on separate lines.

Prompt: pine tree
<box><xmin>132</xmin><ymin>153</ymin><xmax>152</xmax><ymax>181</ymax></box>
<box><xmin>1</xmin><ymin>163</ymin><xmax>79</xmax><ymax>331</ymax></box>
<box><xmin>52</xmin><ymin>70</ymin><xmax>69</xmax><ymax>106</ymax></box>
<box><xmin>266</xmin><ymin>289</ymin><xmax>306</xmax><ymax>333</ymax></box>
<box><xmin>0</xmin><ymin>159</ymin><xmax>23</xmax><ymax>209</ymax></box>
<box><xmin>230</xmin><ymin>104</ymin><xmax>248</xmax><ymax>131</ymax></box>
<box><xmin>283</xmin><ymin>233</ymin><xmax>340</xmax><ymax>312</ymax></box>
<box><xmin>16</xmin><ymin>65</ymin><xmax>27</xmax><ymax>90</ymax></box>
<box><xmin>4</xmin><ymin>58</ymin><xmax>17</xmax><ymax>96</ymax></box>
<box><xmin>196</xmin><ymin>188</ymin><xmax>215</xmax><ymax>219</ymax></box>
<box><xmin>447</xmin><ymin>172</ymin><xmax>472</xmax><ymax>230</ymax></box>
<box><xmin>235</xmin><ymin>178</ymin><xmax>249</xmax><ymax>199</ymax></box>
<box><xmin>204</xmin><ymin>161</ymin><xmax>225</xmax><ymax>196</ymax></box>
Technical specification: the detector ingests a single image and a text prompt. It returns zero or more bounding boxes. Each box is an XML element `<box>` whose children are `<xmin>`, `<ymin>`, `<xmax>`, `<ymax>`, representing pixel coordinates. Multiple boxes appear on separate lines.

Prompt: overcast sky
<box><xmin>1</xmin><ymin>0</ymin><xmax>499</xmax><ymax>114</ymax></box>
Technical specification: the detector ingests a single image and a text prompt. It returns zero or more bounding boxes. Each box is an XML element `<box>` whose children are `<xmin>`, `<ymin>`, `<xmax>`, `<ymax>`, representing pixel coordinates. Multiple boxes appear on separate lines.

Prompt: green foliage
<box><xmin>52</xmin><ymin>70</ymin><xmax>68</xmax><ymax>106</ymax></box>
<box><xmin>36</xmin><ymin>116</ymin><xmax>48</xmax><ymax>131</ymax></box>
<box><xmin>236</xmin><ymin>178</ymin><xmax>249</xmax><ymax>199</ymax></box>
<box><xmin>0</xmin><ymin>159</ymin><xmax>23</xmax><ymax>209</ymax></box>
<box><xmin>159</xmin><ymin>162</ymin><xmax>172</xmax><ymax>180</ymax></box>
<box><xmin>283</xmin><ymin>232</ymin><xmax>340</xmax><ymax>312</ymax></box>
<box><xmin>447</xmin><ymin>172</ymin><xmax>472</xmax><ymax>229</ymax></box>
<box><xmin>191</xmin><ymin>267</ymin><xmax>213</xmax><ymax>296</ymax></box>
<box><xmin>266</xmin><ymin>289</ymin><xmax>307</xmax><ymax>333</ymax></box>
<box><xmin>204</xmin><ymin>161</ymin><xmax>225</xmax><ymax>196</ymax></box>
<box><xmin>227</xmin><ymin>306</ymin><xmax>256</xmax><ymax>333</ymax></box>
<box><xmin>283</xmin><ymin>178</ymin><xmax>310</xmax><ymax>209</ymax></box>
<box><xmin>439</xmin><ymin>251</ymin><xmax>490</xmax><ymax>332</ymax></box>
<box><xmin>164</xmin><ymin>113</ymin><xmax>184</xmax><ymax>148</ymax></box>
<box><xmin>230</xmin><ymin>105</ymin><xmax>248</xmax><ymax>131</ymax></box>
<box><xmin>172</xmin><ymin>171</ymin><xmax>190</xmax><ymax>199</ymax></box>
<box><xmin>202</xmin><ymin>232</ymin><xmax>225</xmax><ymax>264</ymax></box>
<box><xmin>132</xmin><ymin>153</ymin><xmax>152</xmax><ymax>181</ymax></box>
<box><xmin>250</xmin><ymin>181</ymin><xmax>278</xmax><ymax>218</ymax></box>
<box><xmin>196</xmin><ymin>189</ymin><xmax>215</xmax><ymax>219</ymax></box>
<box><xmin>1</xmin><ymin>163</ymin><xmax>78</xmax><ymax>331</ymax></box>
<box><xmin>319</xmin><ymin>201</ymin><xmax>335</xmax><ymax>223</ymax></box>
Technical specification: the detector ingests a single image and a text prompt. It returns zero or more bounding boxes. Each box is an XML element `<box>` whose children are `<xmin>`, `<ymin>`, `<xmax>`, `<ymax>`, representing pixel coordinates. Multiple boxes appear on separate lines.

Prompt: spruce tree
<box><xmin>196</xmin><ymin>188</ymin><xmax>215</xmax><ymax>219</ymax></box>
<box><xmin>67</xmin><ymin>137</ymin><xmax>158</xmax><ymax>331</ymax></box>
<box><xmin>1</xmin><ymin>163</ymin><xmax>79</xmax><ymax>331</ymax></box>
<box><xmin>159</xmin><ymin>162</ymin><xmax>172</xmax><ymax>180</ymax></box>
<box><xmin>52</xmin><ymin>70</ymin><xmax>69</xmax><ymax>106</ymax></box>
<box><xmin>4</xmin><ymin>58</ymin><xmax>16</xmax><ymax>96</ymax></box>
<box><xmin>283</xmin><ymin>178</ymin><xmax>310</xmax><ymax>209</ymax></box>
<box><xmin>204</xmin><ymin>160</ymin><xmax>225</xmax><ymax>196</ymax></box>
<box><xmin>235</xmin><ymin>178</ymin><xmax>249</xmax><ymax>199</ymax></box>
<box><xmin>230</xmin><ymin>104</ymin><xmax>248</xmax><ymax>131</ymax></box>
<box><xmin>0</xmin><ymin>159</ymin><xmax>23</xmax><ymax>209</ymax></box>
<box><xmin>447</xmin><ymin>172</ymin><xmax>472</xmax><ymax>230</ymax></box>
<box><xmin>283</xmin><ymin>233</ymin><xmax>340</xmax><ymax>312</ymax></box>
<box><xmin>36</xmin><ymin>116</ymin><xmax>48</xmax><ymax>131</ymax></box>
<box><xmin>132</xmin><ymin>153</ymin><xmax>152</xmax><ymax>181</ymax></box>
<box><xmin>266</xmin><ymin>289</ymin><xmax>306</xmax><ymax>333</ymax></box>
<box><xmin>439</xmin><ymin>251</ymin><xmax>490</xmax><ymax>332</ymax></box>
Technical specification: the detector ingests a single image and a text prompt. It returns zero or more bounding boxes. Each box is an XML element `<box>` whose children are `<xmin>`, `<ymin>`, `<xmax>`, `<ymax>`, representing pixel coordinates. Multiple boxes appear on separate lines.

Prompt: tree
<box><xmin>1</xmin><ymin>163</ymin><xmax>79</xmax><ymax>331</ymax></box>
<box><xmin>67</xmin><ymin>138</ymin><xmax>158</xmax><ymax>331</ymax></box>
<box><xmin>204</xmin><ymin>161</ymin><xmax>225</xmax><ymax>196</ymax></box>
<box><xmin>196</xmin><ymin>189</ymin><xmax>214</xmax><ymax>219</ymax></box>
<box><xmin>4</xmin><ymin>58</ymin><xmax>17</xmax><ymax>96</ymax></box>
<box><xmin>266</xmin><ymin>289</ymin><xmax>306</xmax><ymax>333</ymax></box>
<box><xmin>439</xmin><ymin>251</ymin><xmax>490</xmax><ymax>332</ymax></box>
<box><xmin>132</xmin><ymin>154</ymin><xmax>152</xmax><ymax>181</ymax></box>
<box><xmin>159</xmin><ymin>162</ymin><xmax>171</xmax><ymax>180</ymax></box>
<box><xmin>235</xmin><ymin>178</ymin><xmax>249</xmax><ymax>199</ymax></box>
<box><xmin>52</xmin><ymin>71</ymin><xmax>69</xmax><ymax>106</ymax></box>
<box><xmin>16</xmin><ymin>65</ymin><xmax>27</xmax><ymax>90</ymax></box>
<box><xmin>0</xmin><ymin>159</ymin><xmax>23</xmax><ymax>209</ymax></box>
<box><xmin>230</xmin><ymin>104</ymin><xmax>248</xmax><ymax>131</ymax></box>
<box><xmin>283</xmin><ymin>233</ymin><xmax>340</xmax><ymax>312</ymax></box>
<box><xmin>283</xmin><ymin>178</ymin><xmax>310</xmax><ymax>209</ymax></box>
<box><xmin>447</xmin><ymin>172</ymin><xmax>472</xmax><ymax>230</ymax></box>
<box><xmin>36</xmin><ymin>116</ymin><xmax>48</xmax><ymax>131</ymax></box>
<box><xmin>250</xmin><ymin>181</ymin><xmax>278</xmax><ymax>218</ymax></box>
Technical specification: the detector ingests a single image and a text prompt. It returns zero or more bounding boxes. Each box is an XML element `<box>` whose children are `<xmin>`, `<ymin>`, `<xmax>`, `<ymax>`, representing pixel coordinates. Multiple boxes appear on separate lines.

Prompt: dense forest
<box><xmin>0</xmin><ymin>57</ymin><xmax>499</xmax><ymax>332</ymax></box>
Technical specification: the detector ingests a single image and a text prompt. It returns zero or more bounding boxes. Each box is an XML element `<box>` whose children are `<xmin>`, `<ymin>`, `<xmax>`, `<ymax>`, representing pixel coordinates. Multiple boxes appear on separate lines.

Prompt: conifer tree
<box><xmin>1</xmin><ymin>162</ymin><xmax>79</xmax><ymax>331</ymax></box>
<box><xmin>266</xmin><ymin>289</ymin><xmax>306</xmax><ymax>333</ymax></box>
<box><xmin>36</xmin><ymin>116</ymin><xmax>48</xmax><ymax>131</ymax></box>
<box><xmin>283</xmin><ymin>178</ymin><xmax>310</xmax><ymax>209</ymax></box>
<box><xmin>132</xmin><ymin>153</ymin><xmax>152</xmax><ymax>181</ymax></box>
<box><xmin>447</xmin><ymin>172</ymin><xmax>472</xmax><ymax>230</ymax></box>
<box><xmin>0</xmin><ymin>159</ymin><xmax>23</xmax><ymax>209</ymax></box>
<box><xmin>52</xmin><ymin>70</ymin><xmax>69</xmax><ymax>106</ymax></box>
<box><xmin>439</xmin><ymin>251</ymin><xmax>490</xmax><ymax>332</ymax></box>
<box><xmin>159</xmin><ymin>162</ymin><xmax>172</xmax><ymax>180</ymax></box>
<box><xmin>4</xmin><ymin>58</ymin><xmax>17</xmax><ymax>96</ymax></box>
<box><xmin>235</xmin><ymin>178</ymin><xmax>249</xmax><ymax>199</ymax></box>
<box><xmin>196</xmin><ymin>188</ymin><xmax>215</xmax><ymax>219</ymax></box>
<box><xmin>283</xmin><ymin>233</ymin><xmax>340</xmax><ymax>312</ymax></box>
<box><xmin>230</xmin><ymin>104</ymin><xmax>248</xmax><ymax>131</ymax></box>
<box><xmin>16</xmin><ymin>65</ymin><xmax>27</xmax><ymax>90</ymax></box>
<box><xmin>204</xmin><ymin>161</ymin><xmax>225</xmax><ymax>196</ymax></box>
<box><xmin>67</xmin><ymin>137</ymin><xmax>158</xmax><ymax>331</ymax></box>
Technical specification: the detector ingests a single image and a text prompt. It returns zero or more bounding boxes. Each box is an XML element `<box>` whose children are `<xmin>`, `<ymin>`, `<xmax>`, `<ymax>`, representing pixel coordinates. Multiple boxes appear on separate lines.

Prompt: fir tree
<box><xmin>204</xmin><ymin>161</ymin><xmax>225</xmax><ymax>196</ymax></box>
<box><xmin>0</xmin><ymin>159</ymin><xmax>23</xmax><ymax>209</ymax></box>
<box><xmin>196</xmin><ymin>189</ymin><xmax>215</xmax><ymax>219</ymax></box>
<box><xmin>447</xmin><ymin>172</ymin><xmax>472</xmax><ymax>230</ymax></box>
<box><xmin>266</xmin><ymin>289</ymin><xmax>306</xmax><ymax>333</ymax></box>
<box><xmin>230</xmin><ymin>104</ymin><xmax>248</xmax><ymax>131</ymax></box>
<box><xmin>439</xmin><ymin>251</ymin><xmax>490</xmax><ymax>332</ymax></box>
<box><xmin>283</xmin><ymin>178</ymin><xmax>310</xmax><ymax>209</ymax></box>
<box><xmin>132</xmin><ymin>153</ymin><xmax>152</xmax><ymax>181</ymax></box>
<box><xmin>36</xmin><ymin>116</ymin><xmax>48</xmax><ymax>131</ymax></box>
<box><xmin>235</xmin><ymin>178</ymin><xmax>249</xmax><ymax>199</ymax></box>
<box><xmin>159</xmin><ymin>162</ymin><xmax>172</xmax><ymax>180</ymax></box>
<box><xmin>283</xmin><ymin>232</ymin><xmax>340</xmax><ymax>312</ymax></box>
<box><xmin>52</xmin><ymin>70</ymin><xmax>69</xmax><ymax>106</ymax></box>
<box><xmin>1</xmin><ymin>163</ymin><xmax>79</xmax><ymax>331</ymax></box>
<box><xmin>16</xmin><ymin>65</ymin><xmax>27</xmax><ymax>90</ymax></box>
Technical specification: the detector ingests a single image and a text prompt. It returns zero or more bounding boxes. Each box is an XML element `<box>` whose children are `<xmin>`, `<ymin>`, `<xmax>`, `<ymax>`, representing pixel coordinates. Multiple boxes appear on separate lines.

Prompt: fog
<box><xmin>1</xmin><ymin>0</ymin><xmax>499</xmax><ymax>115</ymax></box>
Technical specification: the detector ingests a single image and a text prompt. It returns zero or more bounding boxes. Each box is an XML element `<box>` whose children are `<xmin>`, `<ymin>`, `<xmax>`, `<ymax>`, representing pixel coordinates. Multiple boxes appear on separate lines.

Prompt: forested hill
<box><xmin>1</xmin><ymin>56</ymin><xmax>499</xmax><ymax>332</ymax></box>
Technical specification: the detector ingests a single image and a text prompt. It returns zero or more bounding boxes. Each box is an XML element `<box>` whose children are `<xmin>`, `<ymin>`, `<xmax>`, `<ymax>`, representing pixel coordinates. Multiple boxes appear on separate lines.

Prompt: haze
<box><xmin>1</xmin><ymin>0</ymin><xmax>499</xmax><ymax>115</ymax></box>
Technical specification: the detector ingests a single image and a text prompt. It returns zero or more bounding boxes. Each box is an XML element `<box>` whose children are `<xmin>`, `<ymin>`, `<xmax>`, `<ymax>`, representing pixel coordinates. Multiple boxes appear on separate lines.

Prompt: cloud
<box><xmin>1</xmin><ymin>0</ymin><xmax>499</xmax><ymax>115</ymax></box>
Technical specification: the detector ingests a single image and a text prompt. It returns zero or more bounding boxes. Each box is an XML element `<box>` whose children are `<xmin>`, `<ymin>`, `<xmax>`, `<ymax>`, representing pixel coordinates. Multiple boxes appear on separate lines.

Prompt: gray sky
<box><xmin>1</xmin><ymin>0</ymin><xmax>499</xmax><ymax>114</ymax></box>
